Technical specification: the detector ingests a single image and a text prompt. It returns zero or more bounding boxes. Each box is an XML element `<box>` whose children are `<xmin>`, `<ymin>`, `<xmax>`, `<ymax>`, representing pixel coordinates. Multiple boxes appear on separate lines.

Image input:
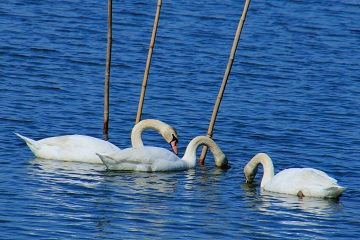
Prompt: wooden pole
<box><xmin>103</xmin><ymin>0</ymin><xmax>112</xmax><ymax>136</ymax></box>
<box><xmin>135</xmin><ymin>0</ymin><xmax>162</xmax><ymax>124</ymax></box>
<box><xmin>199</xmin><ymin>0</ymin><xmax>252</xmax><ymax>164</ymax></box>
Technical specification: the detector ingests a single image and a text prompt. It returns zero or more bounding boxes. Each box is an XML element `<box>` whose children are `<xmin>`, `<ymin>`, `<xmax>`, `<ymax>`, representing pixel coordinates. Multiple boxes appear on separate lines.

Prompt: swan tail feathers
<box><xmin>96</xmin><ymin>153</ymin><xmax>117</xmax><ymax>169</ymax></box>
<box><xmin>96</xmin><ymin>153</ymin><xmax>152</xmax><ymax>171</ymax></box>
<box><xmin>326</xmin><ymin>186</ymin><xmax>346</xmax><ymax>198</ymax></box>
<box><xmin>15</xmin><ymin>133</ymin><xmax>41</xmax><ymax>152</ymax></box>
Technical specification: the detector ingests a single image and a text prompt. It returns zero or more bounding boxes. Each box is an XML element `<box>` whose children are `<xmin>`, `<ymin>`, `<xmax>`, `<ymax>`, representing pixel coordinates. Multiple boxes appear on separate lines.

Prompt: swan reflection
<box><xmin>29</xmin><ymin>157</ymin><xmax>104</xmax><ymax>187</ymax></box>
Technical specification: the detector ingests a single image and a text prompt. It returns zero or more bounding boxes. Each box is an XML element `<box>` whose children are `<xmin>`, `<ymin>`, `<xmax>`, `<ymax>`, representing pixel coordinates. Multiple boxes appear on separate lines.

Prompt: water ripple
<box><xmin>1</xmin><ymin>0</ymin><xmax>359</xmax><ymax>239</ymax></box>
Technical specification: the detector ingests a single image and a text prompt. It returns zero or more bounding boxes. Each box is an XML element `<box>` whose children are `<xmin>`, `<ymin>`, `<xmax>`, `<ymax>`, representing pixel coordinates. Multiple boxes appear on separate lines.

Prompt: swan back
<box><xmin>182</xmin><ymin>136</ymin><xmax>228</xmax><ymax>167</ymax></box>
<box><xmin>16</xmin><ymin>133</ymin><xmax>122</xmax><ymax>163</ymax></box>
<box><xmin>265</xmin><ymin>168</ymin><xmax>346</xmax><ymax>198</ymax></box>
<box><xmin>98</xmin><ymin>146</ymin><xmax>187</xmax><ymax>172</ymax></box>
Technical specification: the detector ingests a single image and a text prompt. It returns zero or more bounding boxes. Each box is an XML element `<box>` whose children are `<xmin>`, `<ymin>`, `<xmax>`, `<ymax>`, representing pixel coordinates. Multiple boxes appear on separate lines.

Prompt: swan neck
<box><xmin>131</xmin><ymin>119</ymin><xmax>171</xmax><ymax>148</ymax></box>
<box><xmin>182</xmin><ymin>136</ymin><xmax>227</xmax><ymax>167</ymax></box>
<box><xmin>131</xmin><ymin>120</ymin><xmax>154</xmax><ymax>147</ymax></box>
<box><xmin>247</xmin><ymin>153</ymin><xmax>275</xmax><ymax>187</ymax></box>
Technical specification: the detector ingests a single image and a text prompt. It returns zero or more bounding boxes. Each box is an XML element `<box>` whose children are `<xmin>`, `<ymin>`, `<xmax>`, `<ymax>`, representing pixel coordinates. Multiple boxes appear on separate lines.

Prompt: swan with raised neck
<box><xmin>244</xmin><ymin>153</ymin><xmax>346</xmax><ymax>198</ymax></box>
<box><xmin>97</xmin><ymin>136</ymin><xmax>228</xmax><ymax>172</ymax></box>
<box><xmin>131</xmin><ymin>119</ymin><xmax>178</xmax><ymax>154</ymax></box>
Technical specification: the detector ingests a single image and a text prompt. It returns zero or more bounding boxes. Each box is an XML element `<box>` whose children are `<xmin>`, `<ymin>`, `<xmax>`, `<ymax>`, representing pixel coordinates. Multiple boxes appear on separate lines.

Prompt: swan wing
<box><xmin>97</xmin><ymin>152</ymin><xmax>152</xmax><ymax>172</ymax></box>
<box><xmin>97</xmin><ymin>146</ymin><xmax>186</xmax><ymax>172</ymax></box>
<box><xmin>38</xmin><ymin>135</ymin><xmax>121</xmax><ymax>154</ymax></box>
<box><xmin>297</xmin><ymin>168</ymin><xmax>346</xmax><ymax>198</ymax></box>
<box><xmin>16</xmin><ymin>133</ymin><xmax>121</xmax><ymax>163</ymax></box>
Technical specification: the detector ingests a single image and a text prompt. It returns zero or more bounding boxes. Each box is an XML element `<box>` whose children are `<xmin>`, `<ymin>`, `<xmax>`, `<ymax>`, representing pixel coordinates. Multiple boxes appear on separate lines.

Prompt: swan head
<box><xmin>156</xmin><ymin>121</ymin><xmax>178</xmax><ymax>155</ymax></box>
<box><xmin>169</xmin><ymin>133</ymin><xmax>179</xmax><ymax>155</ymax></box>
<box><xmin>244</xmin><ymin>161</ymin><xmax>258</xmax><ymax>184</ymax></box>
<box><xmin>214</xmin><ymin>153</ymin><xmax>228</xmax><ymax>168</ymax></box>
<box><xmin>243</xmin><ymin>153</ymin><xmax>274</xmax><ymax>186</ymax></box>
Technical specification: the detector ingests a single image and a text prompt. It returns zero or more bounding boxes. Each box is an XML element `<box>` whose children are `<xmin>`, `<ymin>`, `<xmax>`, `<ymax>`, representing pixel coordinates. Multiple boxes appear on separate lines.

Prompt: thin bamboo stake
<box><xmin>135</xmin><ymin>0</ymin><xmax>162</xmax><ymax>124</ymax></box>
<box><xmin>199</xmin><ymin>0</ymin><xmax>252</xmax><ymax>164</ymax></box>
<box><xmin>103</xmin><ymin>0</ymin><xmax>113</xmax><ymax>136</ymax></box>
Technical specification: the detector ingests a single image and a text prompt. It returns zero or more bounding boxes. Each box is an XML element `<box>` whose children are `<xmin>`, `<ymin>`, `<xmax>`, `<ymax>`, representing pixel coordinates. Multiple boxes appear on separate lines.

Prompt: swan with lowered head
<box><xmin>16</xmin><ymin>119</ymin><xmax>178</xmax><ymax>164</ymax></box>
<box><xmin>244</xmin><ymin>153</ymin><xmax>346</xmax><ymax>198</ymax></box>
<box><xmin>97</xmin><ymin>136</ymin><xmax>228</xmax><ymax>172</ymax></box>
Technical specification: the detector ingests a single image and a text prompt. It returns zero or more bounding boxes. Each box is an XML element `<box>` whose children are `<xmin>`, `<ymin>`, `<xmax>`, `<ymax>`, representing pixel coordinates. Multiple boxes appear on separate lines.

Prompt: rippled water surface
<box><xmin>1</xmin><ymin>0</ymin><xmax>360</xmax><ymax>239</ymax></box>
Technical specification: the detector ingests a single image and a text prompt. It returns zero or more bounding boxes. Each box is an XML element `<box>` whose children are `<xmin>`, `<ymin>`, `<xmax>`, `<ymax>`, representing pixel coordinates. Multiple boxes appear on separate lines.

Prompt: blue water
<box><xmin>1</xmin><ymin>0</ymin><xmax>360</xmax><ymax>239</ymax></box>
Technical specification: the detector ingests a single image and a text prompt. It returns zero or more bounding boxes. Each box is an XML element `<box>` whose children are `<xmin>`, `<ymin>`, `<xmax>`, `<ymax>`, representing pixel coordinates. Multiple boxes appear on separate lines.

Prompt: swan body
<box><xmin>16</xmin><ymin>119</ymin><xmax>178</xmax><ymax>163</ymax></box>
<box><xmin>244</xmin><ymin>153</ymin><xmax>346</xmax><ymax>198</ymax></box>
<box><xmin>16</xmin><ymin>133</ymin><xmax>122</xmax><ymax>163</ymax></box>
<box><xmin>97</xmin><ymin>136</ymin><xmax>228</xmax><ymax>172</ymax></box>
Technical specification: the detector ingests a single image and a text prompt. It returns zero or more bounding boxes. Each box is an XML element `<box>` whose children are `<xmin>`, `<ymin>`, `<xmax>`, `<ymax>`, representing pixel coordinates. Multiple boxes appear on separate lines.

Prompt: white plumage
<box><xmin>16</xmin><ymin>119</ymin><xmax>178</xmax><ymax>163</ymax></box>
<box><xmin>244</xmin><ymin>153</ymin><xmax>346</xmax><ymax>198</ymax></box>
<box><xmin>97</xmin><ymin>136</ymin><xmax>228</xmax><ymax>172</ymax></box>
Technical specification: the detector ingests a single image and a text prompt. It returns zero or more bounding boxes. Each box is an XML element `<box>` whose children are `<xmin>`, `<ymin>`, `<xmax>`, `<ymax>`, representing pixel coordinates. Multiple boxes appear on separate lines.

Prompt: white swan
<box><xmin>97</xmin><ymin>136</ymin><xmax>228</xmax><ymax>172</ymax></box>
<box><xmin>16</xmin><ymin>119</ymin><xmax>179</xmax><ymax>164</ymax></box>
<box><xmin>244</xmin><ymin>153</ymin><xmax>346</xmax><ymax>198</ymax></box>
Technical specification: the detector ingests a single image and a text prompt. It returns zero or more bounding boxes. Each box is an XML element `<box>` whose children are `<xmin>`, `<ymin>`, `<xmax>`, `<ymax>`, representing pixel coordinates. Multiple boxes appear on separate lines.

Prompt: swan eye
<box><xmin>170</xmin><ymin>134</ymin><xmax>178</xmax><ymax>145</ymax></box>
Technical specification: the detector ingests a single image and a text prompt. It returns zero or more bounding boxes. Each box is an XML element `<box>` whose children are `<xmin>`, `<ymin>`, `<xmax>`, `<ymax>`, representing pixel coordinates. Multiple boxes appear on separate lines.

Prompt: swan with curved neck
<box><xmin>131</xmin><ymin>119</ymin><xmax>178</xmax><ymax>154</ymax></box>
<box><xmin>97</xmin><ymin>136</ymin><xmax>228</xmax><ymax>172</ymax></box>
<box><xmin>16</xmin><ymin>119</ymin><xmax>178</xmax><ymax>163</ymax></box>
<box><xmin>244</xmin><ymin>153</ymin><xmax>346</xmax><ymax>198</ymax></box>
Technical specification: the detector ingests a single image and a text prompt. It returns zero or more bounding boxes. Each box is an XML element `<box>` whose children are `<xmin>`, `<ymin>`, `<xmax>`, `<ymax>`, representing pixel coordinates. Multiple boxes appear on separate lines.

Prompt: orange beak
<box><xmin>170</xmin><ymin>140</ymin><xmax>178</xmax><ymax>155</ymax></box>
